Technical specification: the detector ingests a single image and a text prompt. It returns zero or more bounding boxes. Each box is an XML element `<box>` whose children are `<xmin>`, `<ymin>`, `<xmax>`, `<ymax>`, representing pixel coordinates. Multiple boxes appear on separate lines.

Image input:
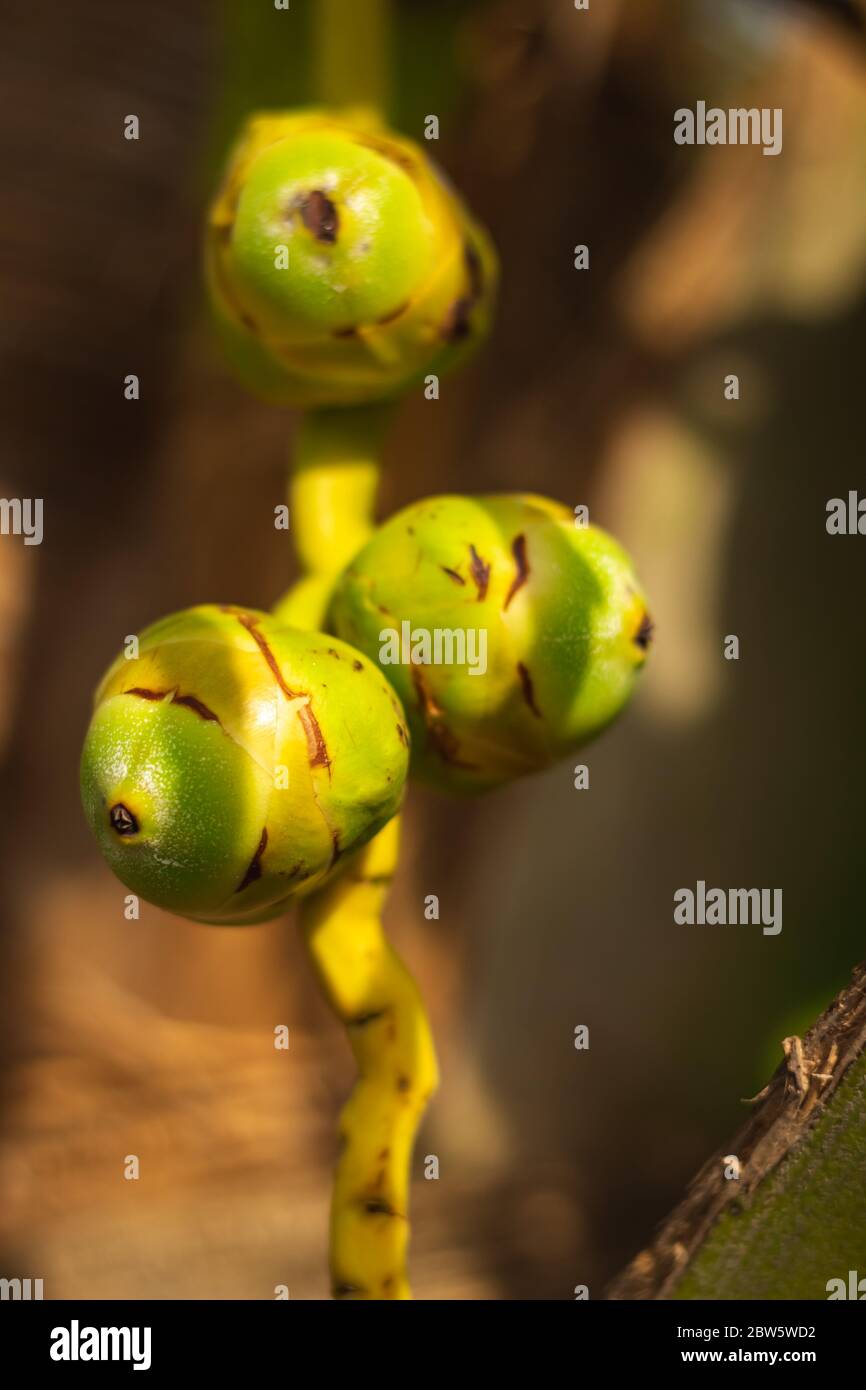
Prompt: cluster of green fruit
<box><xmin>81</xmin><ymin>108</ymin><xmax>651</xmax><ymax>924</ymax></box>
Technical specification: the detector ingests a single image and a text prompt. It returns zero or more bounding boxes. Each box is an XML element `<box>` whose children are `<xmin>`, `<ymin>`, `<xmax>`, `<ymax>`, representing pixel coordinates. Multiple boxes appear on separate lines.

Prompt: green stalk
<box><xmin>275</xmin><ymin>403</ymin><xmax>394</xmax><ymax>629</ymax></box>
<box><xmin>314</xmin><ymin>0</ymin><xmax>392</xmax><ymax>116</ymax></box>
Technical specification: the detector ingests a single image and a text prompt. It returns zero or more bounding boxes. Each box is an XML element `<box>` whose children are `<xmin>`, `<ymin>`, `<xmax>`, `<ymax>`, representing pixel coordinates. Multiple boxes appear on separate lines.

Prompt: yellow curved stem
<box><xmin>275</xmin><ymin>398</ymin><xmax>435</xmax><ymax>1299</ymax></box>
<box><xmin>297</xmin><ymin>820</ymin><xmax>438</xmax><ymax>1299</ymax></box>
<box><xmin>274</xmin><ymin>403</ymin><xmax>393</xmax><ymax>630</ymax></box>
<box><xmin>290</xmin><ymin>404</ymin><xmax>392</xmax><ymax>577</ymax></box>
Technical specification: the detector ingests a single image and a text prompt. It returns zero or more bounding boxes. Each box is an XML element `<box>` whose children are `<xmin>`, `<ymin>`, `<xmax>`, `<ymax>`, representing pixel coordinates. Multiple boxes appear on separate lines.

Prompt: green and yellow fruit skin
<box><xmin>206</xmin><ymin>107</ymin><xmax>497</xmax><ymax>408</ymax></box>
<box><xmin>328</xmin><ymin>495</ymin><xmax>652</xmax><ymax>794</ymax></box>
<box><xmin>80</xmin><ymin>605</ymin><xmax>409</xmax><ymax>924</ymax></box>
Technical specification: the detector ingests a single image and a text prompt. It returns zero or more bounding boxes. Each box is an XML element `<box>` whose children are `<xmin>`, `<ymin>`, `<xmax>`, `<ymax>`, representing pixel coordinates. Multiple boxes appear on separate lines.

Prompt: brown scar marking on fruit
<box><xmin>429</xmin><ymin>722</ymin><xmax>476</xmax><ymax>767</ymax></box>
<box><xmin>330</xmin><ymin>829</ymin><xmax>342</xmax><ymax>866</ymax></box>
<box><xmin>503</xmin><ymin>534</ymin><xmax>529</xmax><ymax>610</ymax></box>
<box><xmin>278</xmin><ymin>863</ymin><xmax>305</xmax><ymax>881</ymax></box>
<box><xmin>634</xmin><ymin>613</ymin><xmax>655</xmax><ymax>651</ymax></box>
<box><xmin>517</xmin><ymin>662</ymin><xmax>541</xmax><ymax>718</ymax></box>
<box><xmin>441</xmin><ymin>242</ymin><xmax>485</xmax><ymax>342</ymax></box>
<box><xmin>465</xmin><ymin>240</ymin><xmax>484</xmax><ymax>298</ymax></box>
<box><xmin>333</xmin><ymin>325</ymin><xmax>358</xmax><ymax>339</ymax></box>
<box><xmin>396</xmin><ymin>1075</ymin><xmax>410</xmax><ymax>1093</ymax></box>
<box><xmin>376</xmin><ymin>300</ymin><xmax>409</xmax><ymax>326</ymax></box>
<box><xmin>468</xmin><ymin>545</ymin><xmax>491</xmax><ymax>600</ymax></box>
<box><xmin>234</xmin><ymin>612</ymin><xmax>332</xmax><ymax>775</ymax></box>
<box><xmin>411</xmin><ymin>667</ymin><xmax>444</xmax><ymax>720</ymax></box>
<box><xmin>396</xmin><ymin>722</ymin><xmax>408</xmax><ymax>745</ymax></box>
<box><xmin>236</xmin><ymin>827</ymin><xmax>268</xmax><ymax>892</ymax></box>
<box><xmin>378</xmin><ymin>1148</ymin><xmax>390</xmax><ymax>1162</ymax></box>
<box><xmin>352</xmin><ymin>659</ymin><xmax>363</xmax><ymax>671</ymax></box>
<box><xmin>298</xmin><ymin>703</ymin><xmax>331</xmax><ymax>773</ymax></box>
<box><xmin>411</xmin><ymin>668</ymin><xmax>477</xmax><ymax>769</ymax></box>
<box><xmin>173</xmin><ymin>692</ymin><xmax>221</xmax><ymax>723</ymax></box>
<box><xmin>354</xmin><ymin>135</ymin><xmax>417</xmax><ymax>176</ymax></box>
<box><xmin>298</xmin><ymin>189</ymin><xmax>339</xmax><ymax>243</ymax></box>
<box><xmin>235</xmin><ymin>612</ymin><xmax>301</xmax><ymax>701</ymax></box>
<box><xmin>441</xmin><ymin>296</ymin><xmax>473</xmax><ymax>343</ymax></box>
<box><xmin>441</xmin><ymin>565</ymin><xmax>466</xmax><ymax>586</ymax></box>
<box><xmin>126</xmin><ymin>686</ymin><xmax>223</xmax><ymax>727</ymax></box>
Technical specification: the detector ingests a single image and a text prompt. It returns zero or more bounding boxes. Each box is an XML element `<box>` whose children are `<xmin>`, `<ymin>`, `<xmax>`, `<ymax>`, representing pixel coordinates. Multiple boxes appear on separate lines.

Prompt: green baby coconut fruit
<box><xmin>328</xmin><ymin>495</ymin><xmax>653</xmax><ymax>794</ymax></box>
<box><xmin>80</xmin><ymin>605</ymin><xmax>409</xmax><ymax>924</ymax></box>
<box><xmin>206</xmin><ymin>107</ymin><xmax>497</xmax><ymax>408</ymax></box>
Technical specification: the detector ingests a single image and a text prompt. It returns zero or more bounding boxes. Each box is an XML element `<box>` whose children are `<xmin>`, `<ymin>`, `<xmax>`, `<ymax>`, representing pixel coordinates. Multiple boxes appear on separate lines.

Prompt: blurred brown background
<box><xmin>1</xmin><ymin>0</ymin><xmax>865</xmax><ymax>1299</ymax></box>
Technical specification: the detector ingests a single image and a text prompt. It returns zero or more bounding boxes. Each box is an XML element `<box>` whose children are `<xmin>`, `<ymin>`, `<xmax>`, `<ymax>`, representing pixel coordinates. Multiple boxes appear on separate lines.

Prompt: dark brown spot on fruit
<box><xmin>396</xmin><ymin>722</ymin><xmax>408</xmax><ymax>745</ymax></box>
<box><xmin>517</xmin><ymin>662</ymin><xmax>541</xmax><ymax>718</ymax></box>
<box><xmin>333</xmin><ymin>1281</ymin><xmax>365</xmax><ymax>1299</ymax></box>
<box><xmin>412</xmin><ymin>669</ymin><xmax>477</xmax><ymax>769</ymax></box>
<box><xmin>236</xmin><ymin>827</ymin><xmax>268</xmax><ymax>892</ymax></box>
<box><xmin>125</xmin><ymin>687</ymin><xmax>166</xmax><ymax>701</ymax></box>
<box><xmin>352</xmin><ymin>659</ymin><xmax>363</xmax><ymax>672</ymax></box>
<box><xmin>468</xmin><ymin>545</ymin><xmax>491</xmax><ymax>601</ymax></box>
<box><xmin>441</xmin><ymin>565</ymin><xmax>465</xmax><ymax>586</ymax></box>
<box><xmin>349</xmin><ymin>1009</ymin><xmax>386</xmax><ymax>1027</ymax></box>
<box><xmin>430</xmin><ymin>722</ymin><xmax>476</xmax><ymax>768</ymax></box>
<box><xmin>441</xmin><ymin>297</ymin><xmax>473</xmax><ymax>343</ymax></box>
<box><xmin>634</xmin><ymin>613</ymin><xmax>654</xmax><ymax>652</ymax></box>
<box><xmin>465</xmin><ymin>241</ymin><xmax>484</xmax><ymax>298</ymax></box>
<box><xmin>396</xmin><ymin>1075</ymin><xmax>410</xmax><ymax>1093</ymax></box>
<box><xmin>299</xmin><ymin>189</ymin><xmax>339</xmax><ymax>243</ymax></box>
<box><xmin>503</xmin><ymin>534</ymin><xmax>529</xmax><ymax>610</ymax></box>
<box><xmin>279</xmin><ymin>863</ymin><xmax>305</xmax><ymax>881</ymax></box>
<box><xmin>333</xmin><ymin>325</ymin><xmax>358</xmax><ymax>339</ymax></box>
<box><xmin>109</xmin><ymin>804</ymin><xmax>138</xmax><ymax>836</ymax></box>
